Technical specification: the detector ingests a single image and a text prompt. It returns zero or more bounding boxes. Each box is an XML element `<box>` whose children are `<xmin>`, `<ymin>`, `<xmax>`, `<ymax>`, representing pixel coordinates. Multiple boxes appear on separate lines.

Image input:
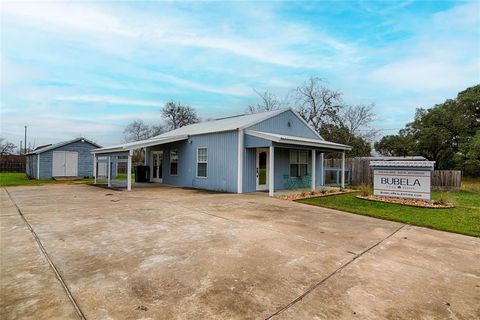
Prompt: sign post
<box><xmin>370</xmin><ymin>161</ymin><xmax>435</xmax><ymax>201</ymax></box>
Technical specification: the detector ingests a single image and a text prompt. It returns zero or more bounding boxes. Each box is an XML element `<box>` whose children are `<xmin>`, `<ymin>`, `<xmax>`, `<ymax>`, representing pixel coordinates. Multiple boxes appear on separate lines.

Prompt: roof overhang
<box><xmin>91</xmin><ymin>135</ymin><xmax>188</xmax><ymax>154</ymax></box>
<box><xmin>245</xmin><ymin>130</ymin><xmax>352</xmax><ymax>151</ymax></box>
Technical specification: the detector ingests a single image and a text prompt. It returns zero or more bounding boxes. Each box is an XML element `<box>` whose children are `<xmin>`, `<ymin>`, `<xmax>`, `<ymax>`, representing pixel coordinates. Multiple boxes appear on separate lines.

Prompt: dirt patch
<box><xmin>357</xmin><ymin>195</ymin><xmax>454</xmax><ymax>208</ymax></box>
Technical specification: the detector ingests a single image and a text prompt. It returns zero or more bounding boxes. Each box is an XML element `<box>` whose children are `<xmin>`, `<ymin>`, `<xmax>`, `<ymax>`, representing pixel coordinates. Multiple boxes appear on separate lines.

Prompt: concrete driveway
<box><xmin>1</xmin><ymin>184</ymin><xmax>479</xmax><ymax>320</ymax></box>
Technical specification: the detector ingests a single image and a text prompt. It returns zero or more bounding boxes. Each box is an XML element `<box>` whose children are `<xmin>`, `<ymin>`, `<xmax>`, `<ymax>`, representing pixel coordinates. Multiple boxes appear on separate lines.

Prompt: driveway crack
<box><xmin>4</xmin><ymin>188</ymin><xmax>87</xmax><ymax>320</ymax></box>
<box><xmin>264</xmin><ymin>224</ymin><xmax>406</xmax><ymax>319</ymax></box>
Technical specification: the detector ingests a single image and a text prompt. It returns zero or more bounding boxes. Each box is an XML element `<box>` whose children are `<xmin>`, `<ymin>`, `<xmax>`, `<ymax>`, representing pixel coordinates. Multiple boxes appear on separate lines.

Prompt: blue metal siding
<box><xmin>243</xmin><ymin>146</ymin><xmax>318</xmax><ymax>192</ymax></box>
<box><xmin>38</xmin><ymin>140</ymin><xmax>98</xmax><ymax>179</ymax></box>
<box><xmin>148</xmin><ymin>131</ymin><xmax>239</xmax><ymax>192</ymax></box>
<box><xmin>243</xmin><ymin>148</ymin><xmax>257</xmax><ymax>193</ymax></box>
<box><xmin>247</xmin><ymin>110</ymin><xmax>320</xmax><ymax>140</ymax></box>
<box><xmin>244</xmin><ymin>135</ymin><xmax>272</xmax><ymax>148</ymax></box>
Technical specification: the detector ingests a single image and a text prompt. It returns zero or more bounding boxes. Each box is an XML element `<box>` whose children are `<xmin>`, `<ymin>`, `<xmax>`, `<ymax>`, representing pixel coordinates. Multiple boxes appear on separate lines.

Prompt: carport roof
<box><xmin>245</xmin><ymin>130</ymin><xmax>352</xmax><ymax>151</ymax></box>
<box><xmin>91</xmin><ymin>135</ymin><xmax>188</xmax><ymax>154</ymax></box>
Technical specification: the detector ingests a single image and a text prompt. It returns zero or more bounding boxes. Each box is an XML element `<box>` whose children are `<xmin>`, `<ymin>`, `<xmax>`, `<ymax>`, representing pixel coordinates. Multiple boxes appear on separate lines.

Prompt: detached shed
<box><xmin>26</xmin><ymin>137</ymin><xmax>101</xmax><ymax>179</ymax></box>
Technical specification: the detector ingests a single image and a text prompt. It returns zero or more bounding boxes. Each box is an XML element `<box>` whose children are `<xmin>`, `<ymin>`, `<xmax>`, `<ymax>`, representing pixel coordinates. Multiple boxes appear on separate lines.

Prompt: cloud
<box><xmin>370</xmin><ymin>1</ymin><xmax>480</xmax><ymax>93</ymax></box>
<box><xmin>56</xmin><ymin>95</ymin><xmax>165</xmax><ymax>108</ymax></box>
<box><xmin>0</xmin><ymin>1</ymin><xmax>356</xmax><ymax>69</ymax></box>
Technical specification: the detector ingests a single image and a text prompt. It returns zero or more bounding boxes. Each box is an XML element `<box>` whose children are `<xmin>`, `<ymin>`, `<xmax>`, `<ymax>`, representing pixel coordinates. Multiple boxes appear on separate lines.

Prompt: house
<box><xmin>26</xmin><ymin>137</ymin><xmax>101</xmax><ymax>179</ymax></box>
<box><xmin>91</xmin><ymin>108</ymin><xmax>351</xmax><ymax>196</ymax></box>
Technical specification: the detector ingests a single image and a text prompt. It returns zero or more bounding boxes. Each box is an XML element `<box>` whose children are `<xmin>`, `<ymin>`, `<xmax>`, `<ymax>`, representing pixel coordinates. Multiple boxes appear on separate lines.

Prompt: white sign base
<box><xmin>373</xmin><ymin>170</ymin><xmax>431</xmax><ymax>200</ymax></box>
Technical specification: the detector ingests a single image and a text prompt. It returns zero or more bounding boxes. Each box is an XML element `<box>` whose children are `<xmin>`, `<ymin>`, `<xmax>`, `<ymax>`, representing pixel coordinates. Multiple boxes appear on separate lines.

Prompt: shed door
<box><xmin>65</xmin><ymin>152</ymin><xmax>78</xmax><ymax>176</ymax></box>
<box><xmin>52</xmin><ymin>151</ymin><xmax>78</xmax><ymax>177</ymax></box>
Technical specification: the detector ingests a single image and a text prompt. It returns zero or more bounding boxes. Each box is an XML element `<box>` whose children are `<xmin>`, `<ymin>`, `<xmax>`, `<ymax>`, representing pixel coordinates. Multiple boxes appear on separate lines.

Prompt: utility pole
<box><xmin>24</xmin><ymin>126</ymin><xmax>27</xmax><ymax>154</ymax></box>
<box><xmin>20</xmin><ymin>141</ymin><xmax>22</xmax><ymax>154</ymax></box>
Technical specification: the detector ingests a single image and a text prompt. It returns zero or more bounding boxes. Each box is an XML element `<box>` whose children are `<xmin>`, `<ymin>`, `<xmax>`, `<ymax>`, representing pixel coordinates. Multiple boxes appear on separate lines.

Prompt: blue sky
<box><xmin>1</xmin><ymin>0</ymin><xmax>479</xmax><ymax>147</ymax></box>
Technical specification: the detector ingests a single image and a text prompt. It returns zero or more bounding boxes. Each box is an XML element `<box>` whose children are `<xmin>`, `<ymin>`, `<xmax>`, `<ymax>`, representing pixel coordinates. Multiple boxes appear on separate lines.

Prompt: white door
<box><xmin>65</xmin><ymin>152</ymin><xmax>78</xmax><ymax>176</ymax></box>
<box><xmin>151</xmin><ymin>151</ymin><xmax>163</xmax><ymax>182</ymax></box>
<box><xmin>52</xmin><ymin>151</ymin><xmax>65</xmax><ymax>177</ymax></box>
<box><xmin>256</xmin><ymin>148</ymin><xmax>269</xmax><ymax>191</ymax></box>
<box><xmin>52</xmin><ymin>151</ymin><xmax>78</xmax><ymax>177</ymax></box>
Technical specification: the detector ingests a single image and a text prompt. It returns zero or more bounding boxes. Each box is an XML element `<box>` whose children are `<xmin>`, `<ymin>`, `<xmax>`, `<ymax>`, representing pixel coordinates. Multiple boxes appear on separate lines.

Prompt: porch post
<box><xmin>320</xmin><ymin>152</ymin><xmax>324</xmax><ymax>185</ymax></box>
<box><xmin>237</xmin><ymin>129</ymin><xmax>244</xmax><ymax>193</ymax></box>
<box><xmin>341</xmin><ymin>151</ymin><xmax>345</xmax><ymax>189</ymax></box>
<box><xmin>269</xmin><ymin>146</ymin><xmax>274</xmax><ymax>197</ymax></box>
<box><xmin>107</xmin><ymin>156</ymin><xmax>111</xmax><ymax>187</ymax></box>
<box><xmin>311</xmin><ymin>149</ymin><xmax>316</xmax><ymax>192</ymax></box>
<box><xmin>127</xmin><ymin>149</ymin><xmax>133</xmax><ymax>191</ymax></box>
<box><xmin>144</xmin><ymin>147</ymin><xmax>147</xmax><ymax>165</ymax></box>
<box><xmin>93</xmin><ymin>153</ymin><xmax>97</xmax><ymax>184</ymax></box>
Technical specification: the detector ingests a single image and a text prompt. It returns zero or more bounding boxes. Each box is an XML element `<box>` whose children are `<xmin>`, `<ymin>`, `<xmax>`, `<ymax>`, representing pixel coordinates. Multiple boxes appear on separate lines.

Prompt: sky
<box><xmin>1</xmin><ymin>0</ymin><xmax>479</xmax><ymax>148</ymax></box>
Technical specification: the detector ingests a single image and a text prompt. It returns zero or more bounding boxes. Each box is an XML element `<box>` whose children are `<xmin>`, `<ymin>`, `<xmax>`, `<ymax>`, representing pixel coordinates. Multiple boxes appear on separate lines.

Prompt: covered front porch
<box><xmin>243</xmin><ymin>130</ymin><xmax>352</xmax><ymax>197</ymax></box>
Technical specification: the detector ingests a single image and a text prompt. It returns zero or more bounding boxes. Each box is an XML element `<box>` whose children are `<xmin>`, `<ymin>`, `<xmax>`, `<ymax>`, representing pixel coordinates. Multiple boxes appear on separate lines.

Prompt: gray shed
<box><xmin>26</xmin><ymin>137</ymin><xmax>101</xmax><ymax>179</ymax></box>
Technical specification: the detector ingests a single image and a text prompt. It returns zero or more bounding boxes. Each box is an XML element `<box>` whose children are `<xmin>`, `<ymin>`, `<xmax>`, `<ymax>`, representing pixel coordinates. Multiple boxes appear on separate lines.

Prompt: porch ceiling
<box><xmin>244</xmin><ymin>130</ymin><xmax>352</xmax><ymax>151</ymax></box>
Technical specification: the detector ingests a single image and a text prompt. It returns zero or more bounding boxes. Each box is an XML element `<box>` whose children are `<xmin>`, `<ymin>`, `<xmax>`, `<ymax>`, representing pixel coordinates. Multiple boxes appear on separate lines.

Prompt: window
<box><xmin>289</xmin><ymin>150</ymin><xmax>308</xmax><ymax>177</ymax></box>
<box><xmin>197</xmin><ymin>148</ymin><xmax>208</xmax><ymax>178</ymax></box>
<box><xmin>170</xmin><ymin>149</ymin><xmax>178</xmax><ymax>175</ymax></box>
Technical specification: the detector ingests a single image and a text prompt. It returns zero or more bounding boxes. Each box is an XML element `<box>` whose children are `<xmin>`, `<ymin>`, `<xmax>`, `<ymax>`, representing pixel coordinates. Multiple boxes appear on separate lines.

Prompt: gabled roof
<box><xmin>93</xmin><ymin>108</ymin><xmax>324</xmax><ymax>153</ymax></box>
<box><xmin>149</xmin><ymin>108</ymin><xmax>322</xmax><ymax>139</ymax></box>
<box><xmin>245</xmin><ymin>130</ymin><xmax>352</xmax><ymax>151</ymax></box>
<box><xmin>27</xmin><ymin>137</ymin><xmax>101</xmax><ymax>155</ymax></box>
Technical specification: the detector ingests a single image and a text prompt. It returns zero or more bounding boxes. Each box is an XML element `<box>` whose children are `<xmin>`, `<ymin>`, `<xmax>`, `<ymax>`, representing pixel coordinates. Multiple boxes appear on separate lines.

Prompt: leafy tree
<box><xmin>320</xmin><ymin>124</ymin><xmax>371</xmax><ymax>157</ymax></box>
<box><xmin>375</xmin><ymin>84</ymin><xmax>480</xmax><ymax>175</ymax></box>
<box><xmin>374</xmin><ymin>130</ymin><xmax>416</xmax><ymax>157</ymax></box>
<box><xmin>162</xmin><ymin>101</ymin><xmax>199</xmax><ymax>130</ymax></box>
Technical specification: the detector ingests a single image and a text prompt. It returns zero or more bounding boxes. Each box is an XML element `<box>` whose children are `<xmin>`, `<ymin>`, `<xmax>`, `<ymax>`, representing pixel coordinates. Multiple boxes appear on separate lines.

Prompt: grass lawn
<box><xmin>0</xmin><ymin>173</ymin><xmax>93</xmax><ymax>187</ymax></box>
<box><xmin>298</xmin><ymin>182</ymin><xmax>480</xmax><ymax>237</ymax></box>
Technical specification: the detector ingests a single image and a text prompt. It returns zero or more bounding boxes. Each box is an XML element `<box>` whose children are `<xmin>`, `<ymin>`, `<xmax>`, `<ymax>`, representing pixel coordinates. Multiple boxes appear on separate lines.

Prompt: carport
<box><xmin>91</xmin><ymin>136</ymin><xmax>187</xmax><ymax>190</ymax></box>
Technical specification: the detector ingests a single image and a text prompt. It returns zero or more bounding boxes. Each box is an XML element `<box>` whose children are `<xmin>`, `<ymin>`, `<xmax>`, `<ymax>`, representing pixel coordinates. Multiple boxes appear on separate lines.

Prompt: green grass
<box><xmin>113</xmin><ymin>173</ymin><xmax>135</xmax><ymax>181</ymax></box>
<box><xmin>0</xmin><ymin>173</ymin><xmax>93</xmax><ymax>187</ymax></box>
<box><xmin>298</xmin><ymin>183</ymin><xmax>480</xmax><ymax>237</ymax></box>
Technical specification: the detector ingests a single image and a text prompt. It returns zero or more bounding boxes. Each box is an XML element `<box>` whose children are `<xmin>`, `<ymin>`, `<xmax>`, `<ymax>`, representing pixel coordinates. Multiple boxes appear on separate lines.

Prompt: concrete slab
<box><xmin>1</xmin><ymin>184</ymin><xmax>479</xmax><ymax>319</ymax></box>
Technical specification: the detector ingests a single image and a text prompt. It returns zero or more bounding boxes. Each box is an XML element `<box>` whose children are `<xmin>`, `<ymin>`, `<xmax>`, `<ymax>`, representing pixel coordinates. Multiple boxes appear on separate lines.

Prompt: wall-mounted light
<box><xmin>188</xmin><ymin>138</ymin><xmax>192</xmax><ymax>144</ymax></box>
<box><xmin>288</xmin><ymin>121</ymin><xmax>292</xmax><ymax>127</ymax></box>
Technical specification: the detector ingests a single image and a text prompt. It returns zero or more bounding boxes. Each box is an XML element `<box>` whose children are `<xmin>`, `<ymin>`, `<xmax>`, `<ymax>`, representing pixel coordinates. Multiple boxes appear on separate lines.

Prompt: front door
<box><xmin>151</xmin><ymin>151</ymin><xmax>163</xmax><ymax>182</ymax></box>
<box><xmin>256</xmin><ymin>148</ymin><xmax>269</xmax><ymax>191</ymax></box>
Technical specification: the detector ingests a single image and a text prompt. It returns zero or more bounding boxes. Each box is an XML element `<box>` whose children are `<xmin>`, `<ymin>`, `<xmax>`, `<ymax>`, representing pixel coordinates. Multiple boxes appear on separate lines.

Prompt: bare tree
<box><xmin>247</xmin><ymin>89</ymin><xmax>282</xmax><ymax>114</ymax></box>
<box><xmin>294</xmin><ymin>77</ymin><xmax>343</xmax><ymax>133</ymax></box>
<box><xmin>123</xmin><ymin>120</ymin><xmax>151</xmax><ymax>142</ymax></box>
<box><xmin>0</xmin><ymin>138</ymin><xmax>16</xmax><ymax>155</ymax></box>
<box><xmin>149</xmin><ymin>124</ymin><xmax>166</xmax><ymax>137</ymax></box>
<box><xmin>341</xmin><ymin>104</ymin><xmax>379</xmax><ymax>141</ymax></box>
<box><xmin>162</xmin><ymin>101</ymin><xmax>199</xmax><ymax>130</ymax></box>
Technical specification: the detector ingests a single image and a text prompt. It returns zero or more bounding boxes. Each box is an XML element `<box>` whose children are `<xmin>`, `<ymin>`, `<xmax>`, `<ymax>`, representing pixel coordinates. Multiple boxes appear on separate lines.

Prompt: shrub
<box><xmin>433</xmin><ymin>193</ymin><xmax>449</xmax><ymax>206</ymax></box>
<box><xmin>359</xmin><ymin>184</ymin><xmax>372</xmax><ymax>197</ymax></box>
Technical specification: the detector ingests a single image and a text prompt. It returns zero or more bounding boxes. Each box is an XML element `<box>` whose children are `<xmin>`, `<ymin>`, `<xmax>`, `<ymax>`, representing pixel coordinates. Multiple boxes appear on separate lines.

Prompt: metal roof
<box><xmin>370</xmin><ymin>160</ymin><xmax>435</xmax><ymax>169</ymax></box>
<box><xmin>93</xmin><ymin>108</ymin><xmax>325</xmax><ymax>154</ymax></box>
<box><xmin>26</xmin><ymin>137</ymin><xmax>101</xmax><ymax>155</ymax></box>
<box><xmin>355</xmin><ymin>156</ymin><xmax>427</xmax><ymax>161</ymax></box>
<box><xmin>245</xmin><ymin>130</ymin><xmax>352</xmax><ymax>151</ymax></box>
<box><xmin>149</xmin><ymin>108</ymin><xmax>323</xmax><ymax>140</ymax></box>
<box><xmin>91</xmin><ymin>135</ymin><xmax>188</xmax><ymax>154</ymax></box>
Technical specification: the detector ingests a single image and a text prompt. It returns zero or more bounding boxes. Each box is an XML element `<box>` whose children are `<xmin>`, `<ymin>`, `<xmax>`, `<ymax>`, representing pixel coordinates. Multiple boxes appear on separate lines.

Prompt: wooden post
<box><xmin>127</xmin><ymin>150</ymin><xmax>132</xmax><ymax>191</ymax></box>
<box><xmin>107</xmin><ymin>156</ymin><xmax>111</xmax><ymax>187</ymax></box>
<box><xmin>320</xmin><ymin>153</ymin><xmax>324</xmax><ymax>185</ymax></box>
<box><xmin>311</xmin><ymin>149</ymin><xmax>316</xmax><ymax>192</ymax></box>
<box><xmin>93</xmin><ymin>153</ymin><xmax>97</xmax><ymax>184</ymax></box>
<box><xmin>269</xmin><ymin>146</ymin><xmax>274</xmax><ymax>197</ymax></box>
<box><xmin>237</xmin><ymin>129</ymin><xmax>244</xmax><ymax>193</ymax></box>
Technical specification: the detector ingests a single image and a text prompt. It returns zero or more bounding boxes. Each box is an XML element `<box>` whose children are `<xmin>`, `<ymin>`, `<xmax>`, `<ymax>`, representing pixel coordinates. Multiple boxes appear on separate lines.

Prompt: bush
<box><xmin>359</xmin><ymin>184</ymin><xmax>372</xmax><ymax>197</ymax></box>
<box><xmin>433</xmin><ymin>193</ymin><xmax>449</xmax><ymax>206</ymax></box>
